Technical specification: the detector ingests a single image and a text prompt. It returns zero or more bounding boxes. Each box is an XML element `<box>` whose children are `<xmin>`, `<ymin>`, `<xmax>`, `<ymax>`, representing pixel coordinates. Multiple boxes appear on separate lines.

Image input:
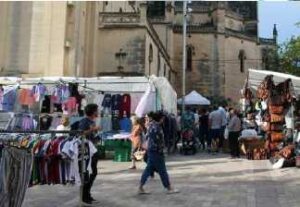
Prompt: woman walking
<box><xmin>138</xmin><ymin>112</ymin><xmax>178</xmax><ymax>194</ymax></box>
<box><xmin>129</xmin><ymin>116</ymin><xmax>144</xmax><ymax>169</ymax></box>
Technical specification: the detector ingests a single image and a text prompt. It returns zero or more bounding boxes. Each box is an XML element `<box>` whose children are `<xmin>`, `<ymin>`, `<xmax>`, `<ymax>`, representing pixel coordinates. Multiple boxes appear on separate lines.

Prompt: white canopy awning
<box><xmin>0</xmin><ymin>76</ymin><xmax>177</xmax><ymax>114</ymax></box>
<box><xmin>177</xmin><ymin>90</ymin><xmax>210</xmax><ymax>105</ymax></box>
<box><xmin>248</xmin><ymin>69</ymin><xmax>300</xmax><ymax>95</ymax></box>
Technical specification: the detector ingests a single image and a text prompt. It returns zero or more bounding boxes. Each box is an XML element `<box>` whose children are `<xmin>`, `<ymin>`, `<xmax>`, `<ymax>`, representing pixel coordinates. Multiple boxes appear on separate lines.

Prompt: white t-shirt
<box><xmin>209</xmin><ymin>110</ymin><xmax>222</xmax><ymax>129</ymax></box>
<box><xmin>218</xmin><ymin>107</ymin><xmax>227</xmax><ymax>126</ymax></box>
<box><xmin>194</xmin><ymin>113</ymin><xmax>199</xmax><ymax>128</ymax></box>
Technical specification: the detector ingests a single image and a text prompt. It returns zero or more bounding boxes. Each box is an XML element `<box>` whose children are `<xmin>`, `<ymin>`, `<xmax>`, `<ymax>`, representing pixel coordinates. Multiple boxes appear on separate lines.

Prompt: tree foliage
<box><xmin>279</xmin><ymin>35</ymin><xmax>300</xmax><ymax>76</ymax></box>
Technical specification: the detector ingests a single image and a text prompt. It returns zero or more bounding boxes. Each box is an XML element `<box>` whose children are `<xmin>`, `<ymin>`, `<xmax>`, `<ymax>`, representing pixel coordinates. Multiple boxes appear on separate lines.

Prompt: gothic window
<box><xmin>238</xmin><ymin>49</ymin><xmax>246</xmax><ymax>73</ymax></box>
<box><xmin>187</xmin><ymin>46</ymin><xmax>193</xmax><ymax>72</ymax></box>
<box><xmin>163</xmin><ymin>64</ymin><xmax>166</xmax><ymax>77</ymax></box>
<box><xmin>147</xmin><ymin>1</ymin><xmax>165</xmax><ymax>18</ymax></box>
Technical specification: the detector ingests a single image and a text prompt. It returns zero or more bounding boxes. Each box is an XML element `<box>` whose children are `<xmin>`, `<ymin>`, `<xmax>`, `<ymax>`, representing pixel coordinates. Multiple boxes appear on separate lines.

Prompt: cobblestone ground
<box><xmin>23</xmin><ymin>153</ymin><xmax>300</xmax><ymax>207</ymax></box>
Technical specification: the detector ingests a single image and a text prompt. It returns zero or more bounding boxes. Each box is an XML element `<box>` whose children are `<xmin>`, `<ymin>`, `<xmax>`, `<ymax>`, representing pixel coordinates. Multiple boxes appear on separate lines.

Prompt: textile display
<box><xmin>135</xmin><ymin>83</ymin><xmax>156</xmax><ymax>117</ymax></box>
<box><xmin>0</xmin><ymin>147</ymin><xmax>33</xmax><ymax>207</ymax></box>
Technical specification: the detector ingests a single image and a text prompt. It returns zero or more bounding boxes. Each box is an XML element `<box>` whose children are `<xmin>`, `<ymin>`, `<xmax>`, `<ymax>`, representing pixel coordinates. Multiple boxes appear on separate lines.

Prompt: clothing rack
<box><xmin>0</xmin><ymin>129</ymin><xmax>86</xmax><ymax>207</ymax></box>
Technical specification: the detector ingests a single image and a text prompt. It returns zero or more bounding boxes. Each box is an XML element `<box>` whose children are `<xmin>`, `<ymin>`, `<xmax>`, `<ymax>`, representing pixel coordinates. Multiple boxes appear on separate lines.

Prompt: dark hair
<box><xmin>147</xmin><ymin>112</ymin><xmax>156</xmax><ymax>120</ymax></box>
<box><xmin>84</xmin><ymin>104</ymin><xmax>98</xmax><ymax>117</ymax></box>
<box><xmin>201</xmin><ymin>108</ymin><xmax>207</xmax><ymax>114</ymax></box>
<box><xmin>157</xmin><ymin>111</ymin><xmax>165</xmax><ymax>121</ymax></box>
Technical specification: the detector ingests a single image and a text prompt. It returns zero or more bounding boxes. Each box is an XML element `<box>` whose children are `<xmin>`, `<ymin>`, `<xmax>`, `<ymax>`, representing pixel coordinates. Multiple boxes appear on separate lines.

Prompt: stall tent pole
<box><xmin>182</xmin><ymin>0</ymin><xmax>187</xmax><ymax>114</ymax></box>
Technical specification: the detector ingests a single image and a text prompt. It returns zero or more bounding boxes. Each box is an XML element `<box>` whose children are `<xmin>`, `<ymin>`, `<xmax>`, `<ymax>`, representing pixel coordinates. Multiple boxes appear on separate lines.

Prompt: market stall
<box><xmin>0</xmin><ymin>75</ymin><xmax>177</xmax><ymax>162</ymax></box>
<box><xmin>177</xmin><ymin>90</ymin><xmax>211</xmax><ymax>105</ymax></box>
<box><xmin>240</xmin><ymin>69</ymin><xmax>298</xmax><ymax>168</ymax></box>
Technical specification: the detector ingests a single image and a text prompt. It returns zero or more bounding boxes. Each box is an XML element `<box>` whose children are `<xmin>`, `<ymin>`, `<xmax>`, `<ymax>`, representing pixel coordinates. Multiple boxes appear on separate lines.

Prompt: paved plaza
<box><xmin>23</xmin><ymin>153</ymin><xmax>300</xmax><ymax>207</ymax></box>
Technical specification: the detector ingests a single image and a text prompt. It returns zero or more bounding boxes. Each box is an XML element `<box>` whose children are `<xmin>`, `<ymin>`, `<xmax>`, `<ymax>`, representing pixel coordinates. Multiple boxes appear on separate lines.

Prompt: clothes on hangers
<box><xmin>39</xmin><ymin>115</ymin><xmax>53</xmax><ymax>130</ymax></box>
<box><xmin>1</xmin><ymin>87</ymin><xmax>17</xmax><ymax>112</ymax></box>
<box><xmin>120</xmin><ymin>94</ymin><xmax>131</xmax><ymax>117</ymax></box>
<box><xmin>31</xmin><ymin>83</ymin><xmax>47</xmax><ymax>102</ymax></box>
<box><xmin>7</xmin><ymin>113</ymin><xmax>37</xmax><ymax>131</ymax></box>
<box><xmin>18</xmin><ymin>89</ymin><xmax>34</xmax><ymax>106</ymax></box>
<box><xmin>0</xmin><ymin>147</ymin><xmax>33</xmax><ymax>207</ymax></box>
<box><xmin>102</xmin><ymin>94</ymin><xmax>112</xmax><ymax>108</ymax></box>
<box><xmin>41</xmin><ymin>95</ymin><xmax>51</xmax><ymax>113</ymax></box>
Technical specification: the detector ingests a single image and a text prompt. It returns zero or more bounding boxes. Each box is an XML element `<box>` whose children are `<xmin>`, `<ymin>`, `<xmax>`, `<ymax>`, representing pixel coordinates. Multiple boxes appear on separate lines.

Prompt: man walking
<box><xmin>78</xmin><ymin>104</ymin><xmax>101</xmax><ymax>205</ymax></box>
<box><xmin>218</xmin><ymin>105</ymin><xmax>227</xmax><ymax>152</ymax></box>
<box><xmin>208</xmin><ymin>106</ymin><xmax>222</xmax><ymax>153</ymax></box>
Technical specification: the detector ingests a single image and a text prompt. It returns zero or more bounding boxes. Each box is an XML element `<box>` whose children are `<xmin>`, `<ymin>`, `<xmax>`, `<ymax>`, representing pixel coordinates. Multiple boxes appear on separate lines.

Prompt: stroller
<box><xmin>180</xmin><ymin>129</ymin><xmax>197</xmax><ymax>155</ymax></box>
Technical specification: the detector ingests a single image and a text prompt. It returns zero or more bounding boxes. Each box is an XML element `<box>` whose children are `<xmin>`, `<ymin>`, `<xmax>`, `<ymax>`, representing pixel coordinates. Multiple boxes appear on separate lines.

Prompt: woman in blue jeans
<box><xmin>138</xmin><ymin>112</ymin><xmax>178</xmax><ymax>194</ymax></box>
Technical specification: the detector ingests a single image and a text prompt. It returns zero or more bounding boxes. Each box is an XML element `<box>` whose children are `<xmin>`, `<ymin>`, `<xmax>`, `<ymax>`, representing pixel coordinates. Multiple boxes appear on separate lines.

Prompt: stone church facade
<box><xmin>0</xmin><ymin>1</ymin><xmax>275</xmax><ymax>101</ymax></box>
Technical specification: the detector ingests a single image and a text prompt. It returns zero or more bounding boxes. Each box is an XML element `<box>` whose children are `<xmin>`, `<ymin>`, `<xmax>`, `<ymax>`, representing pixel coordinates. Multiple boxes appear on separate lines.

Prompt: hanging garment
<box><xmin>18</xmin><ymin>89</ymin><xmax>35</xmax><ymax>106</ymax></box>
<box><xmin>100</xmin><ymin>115</ymin><xmax>112</xmax><ymax>132</ymax></box>
<box><xmin>2</xmin><ymin>88</ymin><xmax>17</xmax><ymax>112</ymax></box>
<box><xmin>63</xmin><ymin>97</ymin><xmax>78</xmax><ymax>115</ymax></box>
<box><xmin>69</xmin><ymin>83</ymin><xmax>80</xmax><ymax>97</ymax></box>
<box><xmin>40</xmin><ymin>115</ymin><xmax>53</xmax><ymax>130</ymax></box>
<box><xmin>0</xmin><ymin>147</ymin><xmax>33</xmax><ymax>207</ymax></box>
<box><xmin>41</xmin><ymin>95</ymin><xmax>51</xmax><ymax>113</ymax></box>
<box><xmin>119</xmin><ymin>117</ymin><xmax>132</xmax><ymax>133</ymax></box>
<box><xmin>31</xmin><ymin>83</ymin><xmax>47</xmax><ymax>102</ymax></box>
<box><xmin>111</xmin><ymin>111</ymin><xmax>120</xmax><ymax>131</ymax></box>
<box><xmin>120</xmin><ymin>94</ymin><xmax>131</xmax><ymax>117</ymax></box>
<box><xmin>135</xmin><ymin>84</ymin><xmax>156</xmax><ymax>118</ymax></box>
<box><xmin>111</xmin><ymin>94</ymin><xmax>122</xmax><ymax>111</ymax></box>
<box><xmin>101</xmin><ymin>94</ymin><xmax>112</xmax><ymax>108</ymax></box>
<box><xmin>93</xmin><ymin>93</ymin><xmax>104</xmax><ymax>111</ymax></box>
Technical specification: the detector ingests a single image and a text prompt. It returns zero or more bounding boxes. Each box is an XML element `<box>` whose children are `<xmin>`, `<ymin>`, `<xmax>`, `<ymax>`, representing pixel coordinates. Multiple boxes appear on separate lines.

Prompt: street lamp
<box><xmin>182</xmin><ymin>1</ymin><xmax>187</xmax><ymax>114</ymax></box>
<box><xmin>115</xmin><ymin>48</ymin><xmax>127</xmax><ymax>75</ymax></box>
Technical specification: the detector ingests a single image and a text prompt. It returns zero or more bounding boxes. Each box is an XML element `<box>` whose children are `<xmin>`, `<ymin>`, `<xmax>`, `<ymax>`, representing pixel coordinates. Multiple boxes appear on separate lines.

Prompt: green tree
<box><xmin>279</xmin><ymin>36</ymin><xmax>300</xmax><ymax>76</ymax></box>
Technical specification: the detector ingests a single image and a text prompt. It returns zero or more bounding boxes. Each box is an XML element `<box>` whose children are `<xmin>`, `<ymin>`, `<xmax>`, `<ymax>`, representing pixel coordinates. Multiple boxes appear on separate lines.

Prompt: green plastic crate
<box><xmin>113</xmin><ymin>148</ymin><xmax>131</xmax><ymax>162</ymax></box>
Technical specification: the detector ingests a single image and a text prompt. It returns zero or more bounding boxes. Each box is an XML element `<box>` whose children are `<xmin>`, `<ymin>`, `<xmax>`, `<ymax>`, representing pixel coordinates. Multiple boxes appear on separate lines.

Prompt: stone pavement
<box><xmin>23</xmin><ymin>153</ymin><xmax>300</xmax><ymax>207</ymax></box>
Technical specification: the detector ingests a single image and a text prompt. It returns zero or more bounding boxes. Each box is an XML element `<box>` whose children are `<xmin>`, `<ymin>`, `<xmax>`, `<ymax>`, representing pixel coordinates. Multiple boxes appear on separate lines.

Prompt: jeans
<box><xmin>219</xmin><ymin>126</ymin><xmax>226</xmax><ymax>149</ymax></box>
<box><xmin>140</xmin><ymin>152</ymin><xmax>170</xmax><ymax>188</ymax></box>
<box><xmin>199</xmin><ymin>127</ymin><xmax>209</xmax><ymax>149</ymax></box>
<box><xmin>229</xmin><ymin>131</ymin><xmax>240</xmax><ymax>157</ymax></box>
<box><xmin>209</xmin><ymin>128</ymin><xmax>221</xmax><ymax>149</ymax></box>
<box><xmin>0</xmin><ymin>147</ymin><xmax>33</xmax><ymax>207</ymax></box>
<box><xmin>82</xmin><ymin>155</ymin><xmax>98</xmax><ymax>202</ymax></box>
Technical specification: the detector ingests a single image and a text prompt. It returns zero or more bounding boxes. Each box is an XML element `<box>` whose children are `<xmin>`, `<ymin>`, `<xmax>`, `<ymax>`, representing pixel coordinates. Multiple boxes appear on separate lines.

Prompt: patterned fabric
<box><xmin>181</xmin><ymin>111</ymin><xmax>195</xmax><ymax>131</ymax></box>
<box><xmin>146</xmin><ymin>121</ymin><xmax>165</xmax><ymax>155</ymax></box>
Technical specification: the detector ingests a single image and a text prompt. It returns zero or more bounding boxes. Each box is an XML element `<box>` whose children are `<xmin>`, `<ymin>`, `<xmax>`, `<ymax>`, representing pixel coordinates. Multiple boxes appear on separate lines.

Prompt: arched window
<box><xmin>187</xmin><ymin>46</ymin><xmax>193</xmax><ymax>71</ymax></box>
<box><xmin>238</xmin><ymin>49</ymin><xmax>246</xmax><ymax>73</ymax></box>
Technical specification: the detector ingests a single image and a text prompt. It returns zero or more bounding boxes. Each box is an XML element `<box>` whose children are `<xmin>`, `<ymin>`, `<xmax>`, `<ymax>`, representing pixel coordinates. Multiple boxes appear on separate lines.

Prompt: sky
<box><xmin>259</xmin><ymin>0</ymin><xmax>300</xmax><ymax>44</ymax></box>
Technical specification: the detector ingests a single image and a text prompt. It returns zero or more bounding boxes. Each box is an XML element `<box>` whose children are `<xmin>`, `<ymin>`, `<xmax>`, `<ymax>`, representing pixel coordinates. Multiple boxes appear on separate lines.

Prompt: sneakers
<box><xmin>138</xmin><ymin>188</ymin><xmax>150</xmax><ymax>195</ymax></box>
<box><xmin>273</xmin><ymin>158</ymin><xmax>285</xmax><ymax>169</ymax></box>
<box><xmin>166</xmin><ymin>188</ymin><xmax>180</xmax><ymax>194</ymax></box>
<box><xmin>89</xmin><ymin>197</ymin><xmax>100</xmax><ymax>204</ymax></box>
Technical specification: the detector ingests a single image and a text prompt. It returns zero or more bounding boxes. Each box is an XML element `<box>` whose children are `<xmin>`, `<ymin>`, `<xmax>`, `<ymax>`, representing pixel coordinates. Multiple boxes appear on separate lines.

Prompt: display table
<box><xmin>104</xmin><ymin>133</ymin><xmax>131</xmax><ymax>162</ymax></box>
